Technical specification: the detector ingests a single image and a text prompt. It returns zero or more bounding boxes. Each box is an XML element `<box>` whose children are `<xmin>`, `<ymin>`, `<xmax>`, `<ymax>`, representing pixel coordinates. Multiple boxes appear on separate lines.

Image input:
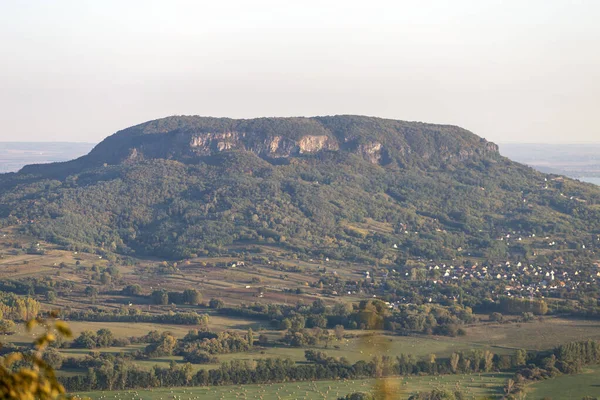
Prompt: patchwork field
<box><xmin>8</xmin><ymin>311</ymin><xmax>600</xmax><ymax>378</ymax></box>
<box><xmin>2</xmin><ymin>231</ymin><xmax>600</xmax><ymax>399</ymax></box>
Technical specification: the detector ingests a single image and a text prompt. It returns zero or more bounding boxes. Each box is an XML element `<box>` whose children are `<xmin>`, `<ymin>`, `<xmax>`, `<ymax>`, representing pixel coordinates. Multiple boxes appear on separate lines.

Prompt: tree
<box><xmin>408</xmin><ymin>389</ymin><xmax>462</xmax><ymax>400</ymax></box>
<box><xmin>504</xmin><ymin>378</ymin><xmax>515</xmax><ymax>396</ymax></box>
<box><xmin>122</xmin><ymin>284</ymin><xmax>143</xmax><ymax>296</ymax></box>
<box><xmin>338</xmin><ymin>393</ymin><xmax>374</xmax><ymax>400</ymax></box>
<box><xmin>209</xmin><ymin>298</ymin><xmax>224</xmax><ymax>309</ymax></box>
<box><xmin>152</xmin><ymin>290</ymin><xmax>169</xmax><ymax>305</ymax></box>
<box><xmin>41</xmin><ymin>348</ymin><xmax>64</xmax><ymax>370</ymax></box>
<box><xmin>279</xmin><ymin>318</ymin><xmax>292</xmax><ymax>330</ymax></box>
<box><xmin>307</xmin><ymin>314</ymin><xmax>327</xmax><ymax>328</ymax></box>
<box><xmin>290</xmin><ymin>315</ymin><xmax>305</xmax><ymax>330</ymax></box>
<box><xmin>100</xmin><ymin>272</ymin><xmax>112</xmax><ymax>285</ymax></box>
<box><xmin>515</xmin><ymin>349</ymin><xmax>527</xmax><ymax>367</ymax></box>
<box><xmin>483</xmin><ymin>350</ymin><xmax>494</xmax><ymax>372</ymax></box>
<box><xmin>489</xmin><ymin>312</ymin><xmax>504</xmax><ymax>322</ymax></box>
<box><xmin>429</xmin><ymin>353</ymin><xmax>437</xmax><ymax>365</ymax></box>
<box><xmin>96</xmin><ymin>328</ymin><xmax>115</xmax><ymax>348</ymax></box>
<box><xmin>0</xmin><ymin>316</ymin><xmax>72</xmax><ymax>399</ymax></box>
<box><xmin>107</xmin><ymin>265</ymin><xmax>121</xmax><ymax>280</ymax></box>
<box><xmin>73</xmin><ymin>330</ymin><xmax>97</xmax><ymax>349</ymax></box>
<box><xmin>145</xmin><ymin>333</ymin><xmax>177</xmax><ymax>357</ymax></box>
<box><xmin>0</xmin><ymin>319</ymin><xmax>16</xmax><ymax>334</ymax></box>
<box><xmin>247</xmin><ymin>328</ymin><xmax>254</xmax><ymax>348</ymax></box>
<box><xmin>334</xmin><ymin>325</ymin><xmax>345</xmax><ymax>341</ymax></box>
<box><xmin>258</xmin><ymin>334</ymin><xmax>269</xmax><ymax>345</ymax></box>
<box><xmin>84</xmin><ymin>286</ymin><xmax>98</xmax><ymax>298</ymax></box>
<box><xmin>183</xmin><ymin>289</ymin><xmax>202</xmax><ymax>305</ymax></box>
<box><xmin>450</xmin><ymin>353</ymin><xmax>460</xmax><ymax>373</ymax></box>
<box><xmin>45</xmin><ymin>291</ymin><xmax>57</xmax><ymax>302</ymax></box>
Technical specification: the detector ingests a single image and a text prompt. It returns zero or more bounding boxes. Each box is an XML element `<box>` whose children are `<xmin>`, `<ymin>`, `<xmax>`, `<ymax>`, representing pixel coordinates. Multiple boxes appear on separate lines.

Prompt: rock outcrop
<box><xmin>19</xmin><ymin>115</ymin><xmax>500</xmax><ymax>175</ymax></box>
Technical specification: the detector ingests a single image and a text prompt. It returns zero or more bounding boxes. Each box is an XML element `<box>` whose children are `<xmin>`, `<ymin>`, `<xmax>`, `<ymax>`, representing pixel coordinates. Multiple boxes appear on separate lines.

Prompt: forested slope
<box><xmin>1</xmin><ymin>115</ymin><xmax>599</xmax><ymax>263</ymax></box>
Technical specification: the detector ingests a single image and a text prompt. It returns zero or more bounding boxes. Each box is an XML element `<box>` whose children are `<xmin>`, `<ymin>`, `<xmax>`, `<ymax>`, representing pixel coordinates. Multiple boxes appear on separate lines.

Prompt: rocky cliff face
<box><xmin>185</xmin><ymin>131</ymin><xmax>338</xmax><ymax>157</ymax></box>
<box><xmin>19</xmin><ymin>116</ymin><xmax>500</xmax><ymax>175</ymax></box>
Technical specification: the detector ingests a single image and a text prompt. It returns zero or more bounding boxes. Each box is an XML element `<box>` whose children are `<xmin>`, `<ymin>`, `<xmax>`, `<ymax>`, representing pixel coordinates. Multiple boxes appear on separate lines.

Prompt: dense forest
<box><xmin>0</xmin><ymin>115</ymin><xmax>599</xmax><ymax>265</ymax></box>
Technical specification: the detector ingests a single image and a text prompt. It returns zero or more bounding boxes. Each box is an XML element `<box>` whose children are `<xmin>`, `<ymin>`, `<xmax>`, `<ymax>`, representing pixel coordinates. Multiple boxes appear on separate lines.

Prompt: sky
<box><xmin>0</xmin><ymin>0</ymin><xmax>599</xmax><ymax>144</ymax></box>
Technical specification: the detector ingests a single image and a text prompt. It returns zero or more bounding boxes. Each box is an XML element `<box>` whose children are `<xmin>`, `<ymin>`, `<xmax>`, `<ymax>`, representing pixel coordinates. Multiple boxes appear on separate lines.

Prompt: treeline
<box><xmin>0</xmin><ymin>292</ymin><xmax>41</xmax><ymax>321</ymax></box>
<box><xmin>149</xmin><ymin>289</ymin><xmax>202</xmax><ymax>305</ymax></box>
<box><xmin>58</xmin><ymin>345</ymin><xmax>529</xmax><ymax>392</ymax></box>
<box><xmin>496</xmin><ymin>296</ymin><xmax>548</xmax><ymax>316</ymax></box>
<box><xmin>0</xmin><ymin>277</ymin><xmax>75</xmax><ymax>297</ymax></box>
<box><xmin>210</xmin><ymin>299</ymin><xmax>475</xmax><ymax>337</ymax></box>
<box><xmin>179</xmin><ymin>329</ymin><xmax>253</xmax><ymax>356</ymax></box>
<box><xmin>71</xmin><ymin>329</ymin><xmax>127</xmax><ymax>349</ymax></box>
<box><xmin>339</xmin><ymin>390</ymin><xmax>466</xmax><ymax>400</ymax></box>
<box><xmin>67</xmin><ymin>328</ymin><xmax>254</xmax><ymax>366</ymax></box>
<box><xmin>507</xmin><ymin>340</ymin><xmax>600</xmax><ymax>397</ymax></box>
<box><xmin>64</xmin><ymin>310</ymin><xmax>209</xmax><ymax>326</ymax></box>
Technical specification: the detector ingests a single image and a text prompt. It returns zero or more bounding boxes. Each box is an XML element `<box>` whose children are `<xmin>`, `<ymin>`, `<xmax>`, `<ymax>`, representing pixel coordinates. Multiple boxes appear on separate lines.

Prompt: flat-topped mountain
<box><xmin>2</xmin><ymin>115</ymin><xmax>599</xmax><ymax>263</ymax></box>
<box><xmin>20</xmin><ymin>116</ymin><xmax>498</xmax><ymax>175</ymax></box>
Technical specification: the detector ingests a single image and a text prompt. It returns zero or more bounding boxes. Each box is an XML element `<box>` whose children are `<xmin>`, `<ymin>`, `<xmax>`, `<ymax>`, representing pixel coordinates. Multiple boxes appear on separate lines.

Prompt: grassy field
<box><xmin>46</xmin><ymin>329</ymin><xmax>512</xmax><ymax>374</ymax></box>
<box><xmin>9</xmin><ymin>315</ymin><xmax>599</xmax><ymax>377</ymax></box>
<box><xmin>528</xmin><ymin>365</ymin><xmax>600</xmax><ymax>399</ymax></box>
<box><xmin>7</xmin><ymin>321</ymin><xmax>197</xmax><ymax>346</ymax></box>
<box><xmin>77</xmin><ymin>373</ymin><xmax>511</xmax><ymax>399</ymax></box>
<box><xmin>464</xmin><ymin>317</ymin><xmax>600</xmax><ymax>351</ymax></box>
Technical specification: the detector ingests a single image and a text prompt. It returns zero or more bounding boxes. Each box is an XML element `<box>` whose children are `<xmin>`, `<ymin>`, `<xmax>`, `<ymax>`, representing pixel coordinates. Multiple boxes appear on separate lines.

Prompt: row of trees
<box><xmin>0</xmin><ymin>292</ymin><xmax>40</xmax><ymax>321</ymax></box>
<box><xmin>57</xmin><ymin>344</ymin><xmax>532</xmax><ymax>392</ymax></box>
<box><xmin>150</xmin><ymin>289</ymin><xmax>202</xmax><ymax>305</ymax></box>
<box><xmin>506</xmin><ymin>340</ymin><xmax>600</xmax><ymax>397</ymax></box>
<box><xmin>65</xmin><ymin>309</ymin><xmax>209</xmax><ymax>326</ymax></box>
<box><xmin>210</xmin><ymin>299</ymin><xmax>475</xmax><ymax>337</ymax></box>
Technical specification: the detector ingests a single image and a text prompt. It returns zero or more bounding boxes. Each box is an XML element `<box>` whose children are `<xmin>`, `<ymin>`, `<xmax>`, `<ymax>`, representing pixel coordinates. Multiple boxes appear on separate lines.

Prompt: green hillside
<box><xmin>1</xmin><ymin>115</ymin><xmax>599</xmax><ymax>264</ymax></box>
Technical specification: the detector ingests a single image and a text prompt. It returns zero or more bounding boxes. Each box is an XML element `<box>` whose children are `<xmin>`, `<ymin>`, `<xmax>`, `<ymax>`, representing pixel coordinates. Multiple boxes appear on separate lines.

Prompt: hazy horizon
<box><xmin>1</xmin><ymin>0</ymin><xmax>599</xmax><ymax>144</ymax></box>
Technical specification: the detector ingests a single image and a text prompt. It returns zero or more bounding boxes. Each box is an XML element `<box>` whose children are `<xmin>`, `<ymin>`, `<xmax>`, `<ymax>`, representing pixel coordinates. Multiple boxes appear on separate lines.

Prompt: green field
<box><xmin>78</xmin><ymin>373</ymin><xmax>511</xmax><ymax>399</ymax></box>
<box><xmin>12</xmin><ymin>316</ymin><xmax>600</xmax><ymax>378</ymax></box>
<box><xmin>52</xmin><ymin>330</ymin><xmax>510</xmax><ymax>374</ymax></box>
<box><xmin>465</xmin><ymin>318</ymin><xmax>600</xmax><ymax>351</ymax></box>
<box><xmin>528</xmin><ymin>366</ymin><xmax>600</xmax><ymax>399</ymax></box>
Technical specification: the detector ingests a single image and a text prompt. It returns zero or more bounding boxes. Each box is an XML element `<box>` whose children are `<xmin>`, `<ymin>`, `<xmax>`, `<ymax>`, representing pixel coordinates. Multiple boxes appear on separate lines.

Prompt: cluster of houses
<box><xmin>426</xmin><ymin>260</ymin><xmax>600</xmax><ymax>295</ymax></box>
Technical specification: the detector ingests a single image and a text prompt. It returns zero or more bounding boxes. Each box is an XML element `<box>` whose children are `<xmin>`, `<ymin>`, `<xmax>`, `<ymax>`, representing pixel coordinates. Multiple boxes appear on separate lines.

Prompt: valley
<box><xmin>1</xmin><ymin>116</ymin><xmax>600</xmax><ymax>399</ymax></box>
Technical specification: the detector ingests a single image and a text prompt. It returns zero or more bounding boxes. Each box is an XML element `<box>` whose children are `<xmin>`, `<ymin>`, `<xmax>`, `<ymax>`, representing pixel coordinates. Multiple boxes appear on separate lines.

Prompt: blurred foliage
<box><xmin>0</xmin><ymin>313</ymin><xmax>74</xmax><ymax>399</ymax></box>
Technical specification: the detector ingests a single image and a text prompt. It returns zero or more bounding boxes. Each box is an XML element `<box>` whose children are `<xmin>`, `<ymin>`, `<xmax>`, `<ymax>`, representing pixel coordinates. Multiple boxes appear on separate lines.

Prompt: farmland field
<box><xmin>1</xmin><ymin>232</ymin><xmax>600</xmax><ymax>399</ymax></box>
<box><xmin>78</xmin><ymin>373</ymin><xmax>511</xmax><ymax>400</ymax></box>
<box><xmin>463</xmin><ymin>317</ymin><xmax>600</xmax><ymax>351</ymax></box>
<box><xmin>9</xmin><ymin>311</ymin><xmax>600</xmax><ymax>376</ymax></box>
<box><xmin>528</xmin><ymin>365</ymin><xmax>600</xmax><ymax>398</ymax></box>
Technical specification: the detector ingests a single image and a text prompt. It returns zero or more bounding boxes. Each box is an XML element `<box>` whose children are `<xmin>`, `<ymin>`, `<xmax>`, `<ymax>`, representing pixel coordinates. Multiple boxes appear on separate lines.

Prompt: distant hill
<box><xmin>1</xmin><ymin>115</ymin><xmax>599</xmax><ymax>264</ymax></box>
<box><xmin>0</xmin><ymin>142</ymin><xmax>95</xmax><ymax>173</ymax></box>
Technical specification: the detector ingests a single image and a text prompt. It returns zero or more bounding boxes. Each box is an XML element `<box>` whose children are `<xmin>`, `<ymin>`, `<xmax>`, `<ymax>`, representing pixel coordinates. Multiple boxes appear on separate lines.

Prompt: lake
<box><xmin>580</xmin><ymin>177</ymin><xmax>600</xmax><ymax>186</ymax></box>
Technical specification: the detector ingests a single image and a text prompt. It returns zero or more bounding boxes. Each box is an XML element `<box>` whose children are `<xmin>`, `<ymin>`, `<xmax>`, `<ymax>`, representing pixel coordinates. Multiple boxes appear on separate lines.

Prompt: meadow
<box><xmin>78</xmin><ymin>373</ymin><xmax>511</xmax><ymax>400</ymax></box>
<box><xmin>13</xmin><ymin>306</ymin><xmax>600</xmax><ymax>378</ymax></box>
<box><xmin>464</xmin><ymin>317</ymin><xmax>600</xmax><ymax>351</ymax></box>
<box><xmin>528</xmin><ymin>365</ymin><xmax>600</xmax><ymax>399</ymax></box>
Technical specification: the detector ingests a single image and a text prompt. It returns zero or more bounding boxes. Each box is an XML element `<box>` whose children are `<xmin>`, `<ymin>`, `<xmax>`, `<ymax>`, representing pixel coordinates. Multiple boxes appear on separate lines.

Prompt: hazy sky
<box><xmin>1</xmin><ymin>0</ymin><xmax>599</xmax><ymax>144</ymax></box>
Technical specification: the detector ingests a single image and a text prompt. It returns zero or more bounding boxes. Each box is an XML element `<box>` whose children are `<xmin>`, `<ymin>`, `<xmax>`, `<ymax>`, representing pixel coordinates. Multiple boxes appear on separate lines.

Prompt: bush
<box><xmin>0</xmin><ymin>319</ymin><xmax>16</xmax><ymax>334</ymax></box>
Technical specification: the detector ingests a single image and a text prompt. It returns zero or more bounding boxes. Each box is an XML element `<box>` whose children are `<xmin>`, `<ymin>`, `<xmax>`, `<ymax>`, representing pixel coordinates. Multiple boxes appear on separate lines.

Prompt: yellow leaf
<box><xmin>4</xmin><ymin>353</ymin><xmax>23</xmax><ymax>366</ymax></box>
<box><xmin>54</xmin><ymin>321</ymin><xmax>72</xmax><ymax>338</ymax></box>
<box><xmin>25</xmin><ymin>319</ymin><xmax>38</xmax><ymax>332</ymax></box>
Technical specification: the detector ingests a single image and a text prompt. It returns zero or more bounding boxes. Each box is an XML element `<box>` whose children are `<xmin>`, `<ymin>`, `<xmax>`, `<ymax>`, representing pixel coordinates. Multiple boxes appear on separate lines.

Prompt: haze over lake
<box><xmin>580</xmin><ymin>177</ymin><xmax>600</xmax><ymax>186</ymax></box>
